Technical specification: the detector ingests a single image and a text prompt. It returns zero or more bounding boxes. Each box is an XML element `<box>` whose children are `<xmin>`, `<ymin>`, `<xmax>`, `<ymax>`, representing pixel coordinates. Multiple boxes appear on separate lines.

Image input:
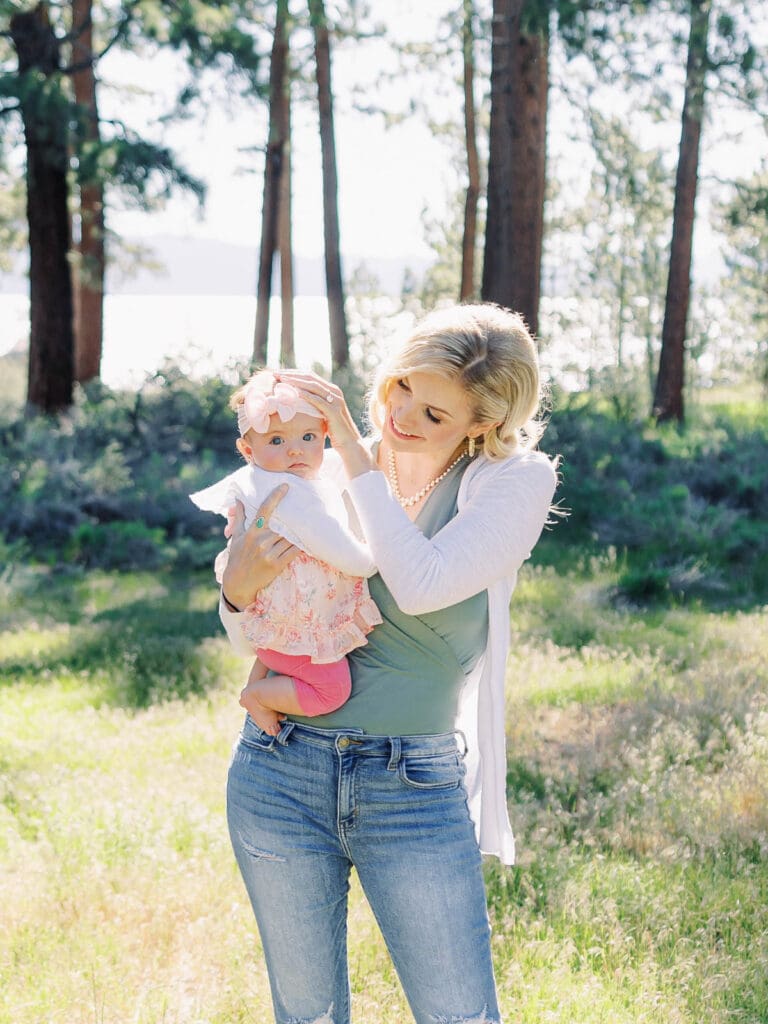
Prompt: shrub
<box><xmin>0</xmin><ymin>368</ymin><xmax>238</xmax><ymax>570</ymax></box>
<box><xmin>544</xmin><ymin>396</ymin><xmax>768</xmax><ymax>604</ymax></box>
<box><xmin>2</xmin><ymin>373</ymin><xmax>767</xmax><ymax>603</ymax></box>
<box><xmin>64</xmin><ymin>521</ymin><xmax>169</xmax><ymax>570</ymax></box>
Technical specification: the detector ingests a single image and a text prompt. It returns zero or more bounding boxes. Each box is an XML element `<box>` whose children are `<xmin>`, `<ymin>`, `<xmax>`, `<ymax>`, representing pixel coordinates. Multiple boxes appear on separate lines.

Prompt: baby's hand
<box><xmin>224</xmin><ymin>504</ymin><xmax>238</xmax><ymax>539</ymax></box>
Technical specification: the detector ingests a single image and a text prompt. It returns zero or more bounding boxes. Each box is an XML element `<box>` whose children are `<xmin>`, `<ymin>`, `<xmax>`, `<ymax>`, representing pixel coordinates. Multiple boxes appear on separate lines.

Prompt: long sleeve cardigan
<box><xmin>220</xmin><ymin>447</ymin><xmax>557</xmax><ymax>864</ymax></box>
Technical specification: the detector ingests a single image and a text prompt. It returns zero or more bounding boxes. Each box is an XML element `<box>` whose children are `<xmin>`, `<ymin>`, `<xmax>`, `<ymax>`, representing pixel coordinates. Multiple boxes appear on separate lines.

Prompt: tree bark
<box><xmin>71</xmin><ymin>0</ymin><xmax>105</xmax><ymax>384</ymax></box>
<box><xmin>309</xmin><ymin>0</ymin><xmax>349</xmax><ymax>371</ymax></box>
<box><xmin>253</xmin><ymin>0</ymin><xmax>291</xmax><ymax>365</ymax></box>
<box><xmin>482</xmin><ymin>0</ymin><xmax>548</xmax><ymax>337</ymax></box>
<box><xmin>653</xmin><ymin>0</ymin><xmax>711</xmax><ymax>423</ymax></box>
<box><xmin>278</xmin><ymin>68</ymin><xmax>295</xmax><ymax>366</ymax></box>
<box><xmin>11</xmin><ymin>3</ymin><xmax>74</xmax><ymax>413</ymax></box>
<box><xmin>460</xmin><ymin>0</ymin><xmax>480</xmax><ymax>301</ymax></box>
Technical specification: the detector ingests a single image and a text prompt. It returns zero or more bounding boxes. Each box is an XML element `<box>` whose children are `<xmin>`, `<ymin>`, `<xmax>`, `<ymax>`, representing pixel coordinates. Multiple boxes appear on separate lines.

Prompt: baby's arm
<box><xmin>270</xmin><ymin>482</ymin><xmax>376</xmax><ymax>577</ymax></box>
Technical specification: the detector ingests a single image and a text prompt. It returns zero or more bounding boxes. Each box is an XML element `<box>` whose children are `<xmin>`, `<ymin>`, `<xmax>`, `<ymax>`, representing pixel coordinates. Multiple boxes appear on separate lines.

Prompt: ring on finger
<box><xmin>325</xmin><ymin>392</ymin><xmax>334</xmax><ymax>403</ymax></box>
<box><xmin>255</xmin><ymin>516</ymin><xmax>265</xmax><ymax>529</ymax></box>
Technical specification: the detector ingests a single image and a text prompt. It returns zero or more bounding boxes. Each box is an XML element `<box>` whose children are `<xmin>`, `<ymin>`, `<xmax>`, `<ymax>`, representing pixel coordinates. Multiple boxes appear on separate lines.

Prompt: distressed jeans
<box><xmin>227</xmin><ymin>717</ymin><xmax>502</xmax><ymax>1024</ymax></box>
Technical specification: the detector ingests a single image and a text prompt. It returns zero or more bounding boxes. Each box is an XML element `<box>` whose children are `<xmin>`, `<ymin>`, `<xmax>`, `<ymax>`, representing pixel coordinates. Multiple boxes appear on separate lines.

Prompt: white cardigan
<box><xmin>221</xmin><ymin>447</ymin><xmax>557</xmax><ymax>864</ymax></box>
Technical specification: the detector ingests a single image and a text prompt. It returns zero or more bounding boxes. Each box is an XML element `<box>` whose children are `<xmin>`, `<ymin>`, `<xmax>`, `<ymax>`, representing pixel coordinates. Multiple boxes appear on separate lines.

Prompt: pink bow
<box><xmin>237</xmin><ymin>378</ymin><xmax>321</xmax><ymax>436</ymax></box>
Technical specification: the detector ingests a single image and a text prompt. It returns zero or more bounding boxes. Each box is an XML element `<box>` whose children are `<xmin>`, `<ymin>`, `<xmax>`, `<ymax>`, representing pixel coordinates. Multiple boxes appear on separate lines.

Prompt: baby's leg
<box><xmin>239</xmin><ymin>657</ymin><xmax>304</xmax><ymax>737</ymax></box>
<box><xmin>258</xmin><ymin>650</ymin><xmax>352</xmax><ymax>716</ymax></box>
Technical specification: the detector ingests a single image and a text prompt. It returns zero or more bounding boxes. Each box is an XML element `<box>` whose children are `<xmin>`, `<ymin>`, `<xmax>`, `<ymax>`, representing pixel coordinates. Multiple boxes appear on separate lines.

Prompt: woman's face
<box><xmin>383</xmin><ymin>371</ymin><xmax>484</xmax><ymax>459</ymax></box>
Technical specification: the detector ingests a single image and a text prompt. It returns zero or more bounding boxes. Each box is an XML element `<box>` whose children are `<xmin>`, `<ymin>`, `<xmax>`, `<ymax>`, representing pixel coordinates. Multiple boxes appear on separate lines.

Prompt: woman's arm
<box><xmin>345</xmin><ymin>455</ymin><xmax>557</xmax><ymax>615</ymax></box>
<box><xmin>270</xmin><ymin>369</ymin><xmax>556</xmax><ymax>612</ymax></box>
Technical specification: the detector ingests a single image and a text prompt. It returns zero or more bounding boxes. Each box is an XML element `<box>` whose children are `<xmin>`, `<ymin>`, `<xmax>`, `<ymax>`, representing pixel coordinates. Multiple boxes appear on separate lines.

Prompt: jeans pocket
<box><xmin>237</xmin><ymin>714</ymin><xmax>276</xmax><ymax>752</ymax></box>
<box><xmin>397</xmin><ymin>751</ymin><xmax>464</xmax><ymax>790</ymax></box>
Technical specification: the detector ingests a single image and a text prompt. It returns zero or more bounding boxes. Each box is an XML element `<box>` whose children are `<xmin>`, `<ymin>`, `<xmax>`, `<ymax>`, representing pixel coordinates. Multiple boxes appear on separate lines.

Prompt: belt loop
<box><xmin>387</xmin><ymin>736</ymin><xmax>401</xmax><ymax>770</ymax></box>
<box><xmin>454</xmin><ymin>729</ymin><xmax>468</xmax><ymax>760</ymax></box>
<box><xmin>276</xmin><ymin>720</ymin><xmax>296</xmax><ymax>746</ymax></box>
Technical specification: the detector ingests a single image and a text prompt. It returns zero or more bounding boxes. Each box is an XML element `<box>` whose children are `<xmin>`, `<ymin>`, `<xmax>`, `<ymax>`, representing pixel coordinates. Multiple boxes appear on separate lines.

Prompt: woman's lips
<box><xmin>389</xmin><ymin>415</ymin><xmax>421</xmax><ymax>441</ymax></box>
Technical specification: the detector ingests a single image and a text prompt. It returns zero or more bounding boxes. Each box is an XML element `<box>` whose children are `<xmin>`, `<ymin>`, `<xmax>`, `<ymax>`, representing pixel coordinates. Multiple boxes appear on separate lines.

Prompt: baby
<box><xmin>191</xmin><ymin>371</ymin><xmax>381</xmax><ymax>735</ymax></box>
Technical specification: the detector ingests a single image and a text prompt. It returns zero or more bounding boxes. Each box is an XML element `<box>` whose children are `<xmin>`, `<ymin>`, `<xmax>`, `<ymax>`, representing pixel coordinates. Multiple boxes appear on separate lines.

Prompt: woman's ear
<box><xmin>468</xmin><ymin>420</ymin><xmax>500</xmax><ymax>440</ymax></box>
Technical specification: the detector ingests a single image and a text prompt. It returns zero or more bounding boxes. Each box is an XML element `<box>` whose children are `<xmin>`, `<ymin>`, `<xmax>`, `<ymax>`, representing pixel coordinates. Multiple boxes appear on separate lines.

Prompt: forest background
<box><xmin>2</xmin><ymin>1</ymin><xmax>768</xmax><ymax>1022</ymax></box>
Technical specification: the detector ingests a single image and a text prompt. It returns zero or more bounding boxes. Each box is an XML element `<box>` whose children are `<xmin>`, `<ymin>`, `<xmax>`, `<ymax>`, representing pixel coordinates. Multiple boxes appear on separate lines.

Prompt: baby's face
<box><xmin>244</xmin><ymin>411</ymin><xmax>325</xmax><ymax>479</ymax></box>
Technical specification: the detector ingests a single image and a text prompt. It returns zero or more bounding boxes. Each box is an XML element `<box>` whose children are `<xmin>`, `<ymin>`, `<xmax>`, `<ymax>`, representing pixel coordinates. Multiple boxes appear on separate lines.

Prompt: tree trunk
<box><xmin>460</xmin><ymin>0</ymin><xmax>479</xmax><ymax>301</ymax></box>
<box><xmin>71</xmin><ymin>0</ymin><xmax>105</xmax><ymax>384</ymax></box>
<box><xmin>309</xmin><ymin>0</ymin><xmax>349</xmax><ymax>371</ymax></box>
<box><xmin>278</xmin><ymin>70</ymin><xmax>295</xmax><ymax>366</ymax></box>
<box><xmin>11</xmin><ymin>3</ymin><xmax>74</xmax><ymax>414</ymax></box>
<box><xmin>653</xmin><ymin>0</ymin><xmax>711</xmax><ymax>424</ymax></box>
<box><xmin>482</xmin><ymin>0</ymin><xmax>548</xmax><ymax>337</ymax></box>
<box><xmin>253</xmin><ymin>0</ymin><xmax>291</xmax><ymax>365</ymax></box>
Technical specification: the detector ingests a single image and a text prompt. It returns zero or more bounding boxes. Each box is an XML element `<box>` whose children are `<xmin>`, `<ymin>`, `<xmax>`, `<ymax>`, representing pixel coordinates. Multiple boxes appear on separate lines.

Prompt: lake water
<box><xmin>0</xmin><ymin>294</ymin><xmax>355</xmax><ymax>387</ymax></box>
<box><xmin>0</xmin><ymin>291</ymin><xmax>654</xmax><ymax>392</ymax></box>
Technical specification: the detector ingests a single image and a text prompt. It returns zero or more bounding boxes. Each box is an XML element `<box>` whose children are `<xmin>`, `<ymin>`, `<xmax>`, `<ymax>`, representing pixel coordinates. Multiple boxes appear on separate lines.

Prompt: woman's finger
<box><xmin>272</xmin><ymin>536</ymin><xmax>299</xmax><ymax>561</ymax></box>
<box><xmin>275</xmin><ymin>370</ymin><xmax>341</xmax><ymax>407</ymax></box>
<box><xmin>250</xmin><ymin>483</ymin><xmax>290</xmax><ymax>531</ymax></box>
<box><xmin>261</xmin><ymin>536</ymin><xmax>300</xmax><ymax>571</ymax></box>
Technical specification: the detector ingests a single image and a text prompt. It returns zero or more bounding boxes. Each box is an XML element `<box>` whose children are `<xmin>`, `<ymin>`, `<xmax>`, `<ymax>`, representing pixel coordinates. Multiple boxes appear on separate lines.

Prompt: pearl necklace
<box><xmin>387</xmin><ymin>448</ymin><xmax>467</xmax><ymax>509</ymax></box>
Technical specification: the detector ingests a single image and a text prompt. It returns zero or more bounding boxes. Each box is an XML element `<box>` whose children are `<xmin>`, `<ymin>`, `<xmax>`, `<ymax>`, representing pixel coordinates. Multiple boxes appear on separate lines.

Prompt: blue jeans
<box><xmin>227</xmin><ymin>717</ymin><xmax>502</xmax><ymax>1024</ymax></box>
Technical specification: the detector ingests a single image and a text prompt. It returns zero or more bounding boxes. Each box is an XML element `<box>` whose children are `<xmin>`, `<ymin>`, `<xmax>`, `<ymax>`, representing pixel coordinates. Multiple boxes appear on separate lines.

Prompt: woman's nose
<box><xmin>391</xmin><ymin>395</ymin><xmax>411</xmax><ymax>421</ymax></box>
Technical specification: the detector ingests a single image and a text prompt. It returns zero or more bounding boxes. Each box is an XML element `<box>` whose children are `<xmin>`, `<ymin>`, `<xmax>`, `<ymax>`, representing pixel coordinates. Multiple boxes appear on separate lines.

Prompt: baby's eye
<box><xmin>302</xmin><ymin>432</ymin><xmax>316</xmax><ymax>442</ymax></box>
<box><xmin>397</xmin><ymin>378</ymin><xmax>410</xmax><ymax>392</ymax></box>
<box><xmin>268</xmin><ymin>436</ymin><xmax>284</xmax><ymax>446</ymax></box>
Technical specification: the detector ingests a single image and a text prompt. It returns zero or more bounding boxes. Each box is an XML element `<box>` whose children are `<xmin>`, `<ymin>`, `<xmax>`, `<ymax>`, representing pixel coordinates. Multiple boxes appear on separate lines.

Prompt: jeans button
<box><xmin>338</xmin><ymin>736</ymin><xmax>350</xmax><ymax>750</ymax></box>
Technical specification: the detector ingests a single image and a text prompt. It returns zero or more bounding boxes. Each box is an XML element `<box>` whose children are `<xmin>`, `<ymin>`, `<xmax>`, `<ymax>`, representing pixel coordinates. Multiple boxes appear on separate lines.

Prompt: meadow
<box><xmin>1</xmin><ymin>377</ymin><xmax>767</xmax><ymax>1022</ymax></box>
<box><xmin>2</xmin><ymin>555</ymin><xmax>767</xmax><ymax>1023</ymax></box>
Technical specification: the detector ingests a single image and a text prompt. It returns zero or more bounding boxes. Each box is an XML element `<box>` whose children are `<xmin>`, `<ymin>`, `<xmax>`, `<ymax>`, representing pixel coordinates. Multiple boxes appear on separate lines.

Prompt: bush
<box><xmin>64</xmin><ymin>521</ymin><xmax>169</xmax><ymax>570</ymax></box>
<box><xmin>2</xmin><ymin>372</ymin><xmax>767</xmax><ymax>603</ymax></box>
<box><xmin>0</xmin><ymin>367</ymin><xmax>239</xmax><ymax>570</ymax></box>
<box><xmin>544</xmin><ymin>395</ymin><xmax>768</xmax><ymax>604</ymax></box>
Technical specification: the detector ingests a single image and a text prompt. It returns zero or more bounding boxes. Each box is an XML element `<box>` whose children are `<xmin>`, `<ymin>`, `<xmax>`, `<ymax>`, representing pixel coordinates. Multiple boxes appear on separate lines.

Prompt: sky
<box><xmin>98</xmin><ymin>0</ymin><xmax>767</xmax><ymax>279</ymax></box>
<box><xmin>101</xmin><ymin>1</ymin><xmax>456</xmax><ymax>263</ymax></box>
<box><xmin>2</xmin><ymin>1</ymin><xmax>766</xmax><ymax>377</ymax></box>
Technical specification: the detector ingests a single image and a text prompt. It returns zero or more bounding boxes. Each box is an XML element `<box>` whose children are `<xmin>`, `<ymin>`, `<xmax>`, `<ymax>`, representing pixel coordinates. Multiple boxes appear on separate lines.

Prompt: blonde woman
<box><xmin>220</xmin><ymin>303</ymin><xmax>557</xmax><ymax>1024</ymax></box>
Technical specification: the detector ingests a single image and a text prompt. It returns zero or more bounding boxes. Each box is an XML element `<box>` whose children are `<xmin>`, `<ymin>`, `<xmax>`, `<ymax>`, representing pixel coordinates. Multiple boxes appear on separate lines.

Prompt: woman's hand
<box><xmin>221</xmin><ymin>486</ymin><xmax>299</xmax><ymax>610</ymax></box>
<box><xmin>275</xmin><ymin>369</ymin><xmax>376</xmax><ymax>478</ymax></box>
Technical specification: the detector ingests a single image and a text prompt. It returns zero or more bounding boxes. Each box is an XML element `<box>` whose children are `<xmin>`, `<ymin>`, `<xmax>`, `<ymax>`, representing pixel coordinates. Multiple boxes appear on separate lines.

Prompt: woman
<box><xmin>220</xmin><ymin>303</ymin><xmax>557</xmax><ymax>1024</ymax></box>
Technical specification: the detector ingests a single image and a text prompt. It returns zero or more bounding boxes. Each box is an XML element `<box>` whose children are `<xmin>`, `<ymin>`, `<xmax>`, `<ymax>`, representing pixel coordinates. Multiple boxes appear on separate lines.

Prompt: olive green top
<box><xmin>290</xmin><ymin>457</ymin><xmax>488</xmax><ymax>735</ymax></box>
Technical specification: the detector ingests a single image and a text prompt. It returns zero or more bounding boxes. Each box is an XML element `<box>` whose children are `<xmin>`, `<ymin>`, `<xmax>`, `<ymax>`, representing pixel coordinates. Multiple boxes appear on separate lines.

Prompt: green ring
<box><xmin>255</xmin><ymin>516</ymin><xmax>265</xmax><ymax>529</ymax></box>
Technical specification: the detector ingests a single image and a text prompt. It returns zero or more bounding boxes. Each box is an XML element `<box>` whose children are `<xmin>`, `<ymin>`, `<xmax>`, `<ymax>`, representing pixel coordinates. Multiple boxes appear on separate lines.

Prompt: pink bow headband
<box><xmin>237</xmin><ymin>377</ymin><xmax>322</xmax><ymax>436</ymax></box>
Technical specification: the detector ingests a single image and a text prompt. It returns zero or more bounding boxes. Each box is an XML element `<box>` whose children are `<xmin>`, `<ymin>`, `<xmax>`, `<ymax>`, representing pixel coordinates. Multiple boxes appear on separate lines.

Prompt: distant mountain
<box><xmin>0</xmin><ymin>235</ymin><xmax>431</xmax><ymax>297</ymax></box>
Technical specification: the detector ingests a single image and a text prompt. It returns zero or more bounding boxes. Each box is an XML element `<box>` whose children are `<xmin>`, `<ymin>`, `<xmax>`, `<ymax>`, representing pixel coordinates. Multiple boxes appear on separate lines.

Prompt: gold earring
<box><xmin>467</xmin><ymin>436</ymin><xmax>476</xmax><ymax>458</ymax></box>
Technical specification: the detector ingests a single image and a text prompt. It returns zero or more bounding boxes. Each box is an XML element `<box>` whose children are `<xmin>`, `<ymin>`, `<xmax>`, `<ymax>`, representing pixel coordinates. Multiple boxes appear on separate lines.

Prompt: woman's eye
<box><xmin>425</xmin><ymin>409</ymin><xmax>441</xmax><ymax>424</ymax></box>
<box><xmin>397</xmin><ymin>378</ymin><xmax>410</xmax><ymax>392</ymax></box>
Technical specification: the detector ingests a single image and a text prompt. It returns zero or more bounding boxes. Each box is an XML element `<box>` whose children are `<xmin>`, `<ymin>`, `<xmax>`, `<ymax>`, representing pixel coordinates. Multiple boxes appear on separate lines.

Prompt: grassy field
<box><xmin>2</xmin><ymin>556</ymin><xmax>766</xmax><ymax>1024</ymax></box>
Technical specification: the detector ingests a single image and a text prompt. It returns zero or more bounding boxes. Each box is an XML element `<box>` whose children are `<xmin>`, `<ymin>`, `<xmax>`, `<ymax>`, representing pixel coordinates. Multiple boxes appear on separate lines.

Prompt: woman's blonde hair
<box><xmin>368</xmin><ymin>303</ymin><xmax>546</xmax><ymax>458</ymax></box>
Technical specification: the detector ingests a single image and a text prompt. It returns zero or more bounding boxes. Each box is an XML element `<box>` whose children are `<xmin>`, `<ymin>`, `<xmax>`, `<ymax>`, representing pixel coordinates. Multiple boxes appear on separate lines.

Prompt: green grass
<box><xmin>2</xmin><ymin>561</ymin><xmax>767</xmax><ymax>1023</ymax></box>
